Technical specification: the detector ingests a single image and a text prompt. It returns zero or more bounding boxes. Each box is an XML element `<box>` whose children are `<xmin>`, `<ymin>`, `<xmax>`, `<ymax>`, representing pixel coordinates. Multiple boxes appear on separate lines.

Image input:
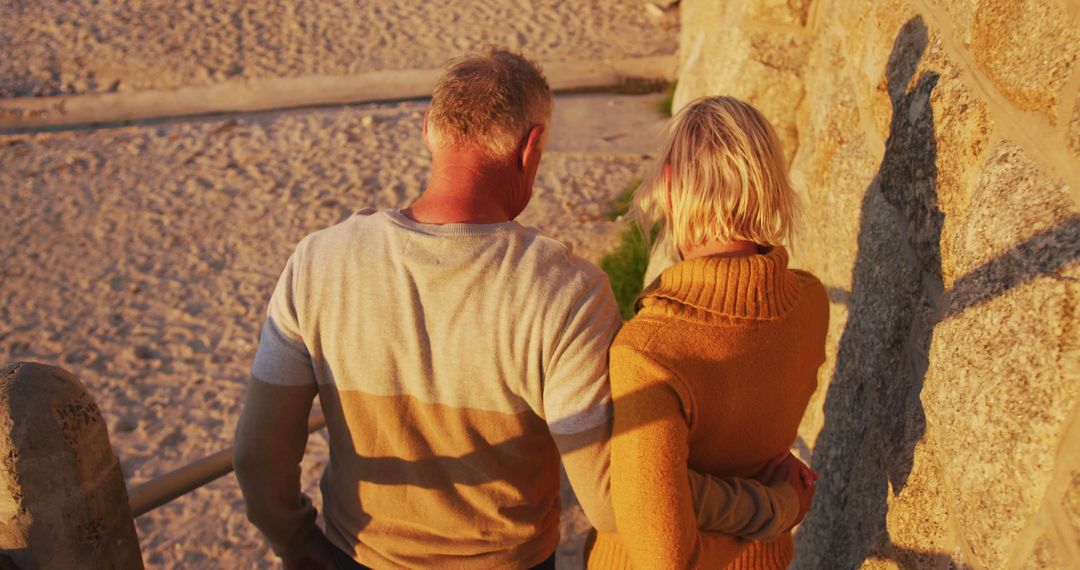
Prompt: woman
<box><xmin>588</xmin><ymin>96</ymin><xmax>829</xmax><ymax>569</ymax></box>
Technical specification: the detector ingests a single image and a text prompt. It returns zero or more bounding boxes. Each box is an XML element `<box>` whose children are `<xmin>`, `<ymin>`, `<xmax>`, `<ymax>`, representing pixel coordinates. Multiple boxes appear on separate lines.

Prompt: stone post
<box><xmin>0</xmin><ymin>362</ymin><xmax>143</xmax><ymax>569</ymax></box>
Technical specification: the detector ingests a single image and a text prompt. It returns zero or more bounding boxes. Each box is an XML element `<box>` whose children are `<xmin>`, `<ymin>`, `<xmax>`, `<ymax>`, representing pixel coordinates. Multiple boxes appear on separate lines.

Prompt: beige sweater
<box><xmin>234</xmin><ymin>209</ymin><xmax>798</xmax><ymax>568</ymax></box>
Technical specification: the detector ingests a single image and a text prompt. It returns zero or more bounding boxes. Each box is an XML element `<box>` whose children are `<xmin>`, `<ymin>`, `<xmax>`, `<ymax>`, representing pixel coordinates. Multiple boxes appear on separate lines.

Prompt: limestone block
<box><xmin>970</xmin><ymin>0</ymin><xmax>1079</xmax><ymax>122</ymax></box>
<box><xmin>1014</xmin><ymin>500</ymin><xmax>1080</xmax><ymax>570</ymax></box>
<box><xmin>950</xmin><ymin>140</ymin><xmax>1076</xmax><ymax>279</ymax></box>
<box><xmin>677</xmin><ymin>21</ymin><xmax>752</xmax><ymax>106</ymax></box>
<box><xmin>924</xmin><ymin>284</ymin><xmax>1076</xmax><ymax>568</ymax></box>
<box><xmin>921</xmin><ymin>138</ymin><xmax>1079</xmax><ymax>565</ymax></box>
<box><xmin>745</xmin><ymin>0</ymin><xmax>813</xmax><ymax>27</ymax></box>
<box><xmin>794</xmin><ymin>299</ymin><xmax>846</xmax><ymax>450</ymax></box>
<box><xmin>0</xmin><ymin>362</ymin><xmax>143</xmax><ymax>569</ymax></box>
<box><xmin>919</xmin><ymin>34</ymin><xmax>994</xmax><ymax>289</ymax></box>
<box><xmin>792</xmin><ymin>184</ymin><xmax>926</xmax><ymax>569</ymax></box>
<box><xmin>923</xmin><ymin>0</ymin><xmax>977</xmax><ymax>45</ymax></box>
<box><xmin>676</xmin><ymin>2</ymin><xmax>808</xmax><ymax>161</ymax></box>
<box><xmin>882</xmin><ymin>442</ymin><xmax>962</xmax><ymax>566</ymax></box>
<box><xmin>676</xmin><ymin>0</ymin><xmax>727</xmax><ymax>77</ymax></box>
<box><xmin>823</xmin><ymin>2</ymin><xmax>923</xmax><ymax>151</ymax></box>
<box><xmin>748</xmin><ymin>30</ymin><xmax>811</xmax><ymax>73</ymax></box>
<box><xmin>1065</xmin><ymin>469</ymin><xmax>1080</xmax><ymax>540</ymax></box>
<box><xmin>1069</xmin><ymin>97</ymin><xmax>1080</xmax><ymax>162</ymax></box>
<box><xmin>678</xmin><ymin>2</ymin><xmax>1080</xmax><ymax>568</ymax></box>
<box><xmin>740</xmin><ymin>65</ymin><xmax>805</xmax><ymax>164</ymax></box>
<box><xmin>1019</xmin><ymin>530</ymin><xmax>1068</xmax><ymax>570</ymax></box>
<box><xmin>847</xmin><ymin>6</ymin><xmax>919</xmax><ymax>156</ymax></box>
<box><xmin>791</xmin><ymin>129</ymin><xmax>876</xmax><ymax>285</ymax></box>
<box><xmin>789</xmin><ymin>29</ymin><xmax>879</xmax><ymax>286</ymax></box>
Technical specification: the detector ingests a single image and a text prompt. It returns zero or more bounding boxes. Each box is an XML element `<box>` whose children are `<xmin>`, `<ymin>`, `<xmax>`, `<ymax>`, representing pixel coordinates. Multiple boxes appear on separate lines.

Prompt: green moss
<box><xmin>599</xmin><ymin>177</ymin><xmax>656</xmax><ymax>320</ymax></box>
<box><xmin>656</xmin><ymin>80</ymin><xmax>678</xmax><ymax>117</ymax></box>
<box><xmin>604</xmin><ymin>178</ymin><xmax>640</xmax><ymax>221</ymax></box>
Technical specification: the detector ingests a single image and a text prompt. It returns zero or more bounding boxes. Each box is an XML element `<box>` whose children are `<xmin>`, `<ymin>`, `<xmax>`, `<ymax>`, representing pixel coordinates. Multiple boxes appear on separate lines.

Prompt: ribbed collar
<box><xmin>640</xmin><ymin>246</ymin><xmax>803</xmax><ymax>320</ymax></box>
<box><xmin>382</xmin><ymin>209</ymin><xmax>520</xmax><ymax>237</ymax></box>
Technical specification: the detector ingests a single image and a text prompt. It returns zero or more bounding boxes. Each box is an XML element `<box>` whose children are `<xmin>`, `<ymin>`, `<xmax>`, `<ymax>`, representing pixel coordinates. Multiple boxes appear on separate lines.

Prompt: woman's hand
<box><xmin>753</xmin><ymin>452</ymin><xmax>818</xmax><ymax>528</ymax></box>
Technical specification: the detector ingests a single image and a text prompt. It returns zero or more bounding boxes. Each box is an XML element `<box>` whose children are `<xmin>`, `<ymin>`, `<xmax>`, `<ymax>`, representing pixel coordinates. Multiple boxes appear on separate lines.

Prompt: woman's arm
<box><xmin>687</xmin><ymin>468</ymin><xmax>799</xmax><ymax>539</ymax></box>
<box><xmin>610</xmin><ymin>345</ymin><xmax>760</xmax><ymax>569</ymax></box>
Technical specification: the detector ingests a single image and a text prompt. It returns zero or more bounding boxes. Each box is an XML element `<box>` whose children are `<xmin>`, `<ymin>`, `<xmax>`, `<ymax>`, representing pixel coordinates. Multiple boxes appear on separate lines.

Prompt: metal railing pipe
<box><xmin>128</xmin><ymin>410</ymin><xmax>327</xmax><ymax>517</ymax></box>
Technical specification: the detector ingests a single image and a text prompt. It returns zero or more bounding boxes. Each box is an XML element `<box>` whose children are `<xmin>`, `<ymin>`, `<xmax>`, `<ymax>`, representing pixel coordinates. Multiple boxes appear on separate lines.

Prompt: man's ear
<box><xmin>519</xmin><ymin>124</ymin><xmax>546</xmax><ymax>171</ymax></box>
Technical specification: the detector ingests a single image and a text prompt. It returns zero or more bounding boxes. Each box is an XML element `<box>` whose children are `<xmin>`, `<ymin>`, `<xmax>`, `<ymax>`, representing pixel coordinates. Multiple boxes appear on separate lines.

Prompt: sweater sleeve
<box><xmin>233</xmin><ymin>376</ymin><xmax>324</xmax><ymax>559</ymax></box>
<box><xmin>234</xmin><ymin>248</ymin><xmax>324</xmax><ymax>559</ymax></box>
<box><xmin>609</xmin><ymin>345</ymin><xmax>792</xmax><ymax>568</ymax></box>
<box><xmin>687</xmin><ymin>470</ymin><xmax>799</xmax><ymax>540</ymax></box>
<box><xmin>543</xmin><ymin>275</ymin><xmax>622</xmax><ymax>532</ymax></box>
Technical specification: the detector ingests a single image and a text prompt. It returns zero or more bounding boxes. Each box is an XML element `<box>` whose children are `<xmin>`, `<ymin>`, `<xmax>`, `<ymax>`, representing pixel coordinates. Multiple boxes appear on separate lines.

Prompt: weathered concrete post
<box><xmin>0</xmin><ymin>362</ymin><xmax>143</xmax><ymax>569</ymax></box>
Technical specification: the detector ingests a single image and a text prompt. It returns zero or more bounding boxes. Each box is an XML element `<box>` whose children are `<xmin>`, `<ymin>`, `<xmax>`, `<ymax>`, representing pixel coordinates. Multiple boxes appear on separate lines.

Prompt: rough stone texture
<box><xmin>1066</xmin><ymin>470</ymin><xmax>1080</xmax><ymax>537</ymax></box>
<box><xmin>680</xmin><ymin>1</ymin><xmax>1080</xmax><ymax>568</ymax></box>
<box><xmin>924</xmin><ymin>0</ymin><xmax>976</xmax><ymax>45</ymax></box>
<box><xmin>0</xmin><ymin>362</ymin><xmax>143</xmax><ymax>569</ymax></box>
<box><xmin>1019</xmin><ymin>530</ymin><xmax>1062</xmax><ymax>570</ymax></box>
<box><xmin>1070</xmin><ymin>96</ymin><xmax>1080</xmax><ymax>162</ymax></box>
<box><xmin>674</xmin><ymin>1</ymin><xmax>809</xmax><ymax>164</ymax></box>
<box><xmin>0</xmin><ymin>0</ymin><xmax>678</xmax><ymax>99</ymax></box>
<box><xmin>969</xmin><ymin>0</ymin><xmax>1079</xmax><ymax>123</ymax></box>
<box><xmin>921</xmin><ymin>36</ymin><xmax>994</xmax><ymax>288</ymax></box>
<box><xmin>746</xmin><ymin>0</ymin><xmax>813</xmax><ymax>26</ymax></box>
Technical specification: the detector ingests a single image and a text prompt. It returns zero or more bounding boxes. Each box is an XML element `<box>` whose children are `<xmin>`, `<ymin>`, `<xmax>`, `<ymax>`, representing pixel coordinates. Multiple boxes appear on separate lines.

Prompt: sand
<box><xmin>1</xmin><ymin>1</ymin><xmax>676</xmax><ymax>567</ymax></box>
<box><xmin>2</xmin><ymin>0</ymin><xmax>677</xmax><ymax>98</ymax></box>
<box><xmin>0</xmin><ymin>92</ymin><xmax>669</xmax><ymax>567</ymax></box>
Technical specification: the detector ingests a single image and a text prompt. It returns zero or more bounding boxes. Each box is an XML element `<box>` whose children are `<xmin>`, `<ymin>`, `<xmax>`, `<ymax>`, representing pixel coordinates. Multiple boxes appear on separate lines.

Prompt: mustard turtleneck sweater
<box><xmin>587</xmin><ymin>246</ymin><xmax>829</xmax><ymax>569</ymax></box>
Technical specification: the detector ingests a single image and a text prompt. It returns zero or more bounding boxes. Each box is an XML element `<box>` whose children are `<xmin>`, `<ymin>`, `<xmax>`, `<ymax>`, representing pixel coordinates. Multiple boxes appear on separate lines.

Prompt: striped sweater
<box><xmin>235</xmin><ymin>210</ymin><xmax>802</xmax><ymax>568</ymax></box>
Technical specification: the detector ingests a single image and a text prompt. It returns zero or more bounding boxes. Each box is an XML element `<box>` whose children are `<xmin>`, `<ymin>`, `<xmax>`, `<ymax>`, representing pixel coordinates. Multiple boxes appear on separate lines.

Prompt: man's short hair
<box><xmin>427</xmin><ymin>48</ymin><xmax>553</xmax><ymax>159</ymax></box>
<box><xmin>635</xmin><ymin>95</ymin><xmax>800</xmax><ymax>252</ymax></box>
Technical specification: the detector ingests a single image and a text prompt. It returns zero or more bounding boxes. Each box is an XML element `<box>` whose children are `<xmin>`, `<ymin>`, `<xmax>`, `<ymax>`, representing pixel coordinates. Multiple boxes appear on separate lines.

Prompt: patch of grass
<box><xmin>600</xmin><ymin>178</ymin><xmax>655</xmax><ymax>320</ymax></box>
<box><xmin>604</xmin><ymin>178</ymin><xmax>640</xmax><ymax>221</ymax></box>
<box><xmin>600</xmin><ymin>224</ymin><xmax>652</xmax><ymax>321</ymax></box>
<box><xmin>656</xmin><ymin>80</ymin><xmax>678</xmax><ymax>117</ymax></box>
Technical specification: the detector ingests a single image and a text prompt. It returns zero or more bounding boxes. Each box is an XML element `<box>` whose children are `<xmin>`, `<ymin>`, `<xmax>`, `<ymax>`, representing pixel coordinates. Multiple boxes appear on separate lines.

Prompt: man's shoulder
<box><xmin>510</xmin><ymin>226</ymin><xmax>609</xmax><ymax>294</ymax></box>
<box><xmin>511</xmin><ymin>225</ymin><xmax>604</xmax><ymax>278</ymax></box>
<box><xmin>292</xmin><ymin>208</ymin><xmax>384</xmax><ymax>255</ymax></box>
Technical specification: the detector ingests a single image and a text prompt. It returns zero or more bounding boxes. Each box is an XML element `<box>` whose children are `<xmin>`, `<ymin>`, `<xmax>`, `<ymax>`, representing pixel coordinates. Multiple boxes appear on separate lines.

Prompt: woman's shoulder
<box><xmin>788</xmin><ymin>268</ymin><xmax>828</xmax><ymax>304</ymax></box>
<box><xmin>785</xmin><ymin>268</ymin><xmax>830</xmax><ymax>336</ymax></box>
<box><xmin>611</xmin><ymin>314</ymin><xmax>668</xmax><ymax>352</ymax></box>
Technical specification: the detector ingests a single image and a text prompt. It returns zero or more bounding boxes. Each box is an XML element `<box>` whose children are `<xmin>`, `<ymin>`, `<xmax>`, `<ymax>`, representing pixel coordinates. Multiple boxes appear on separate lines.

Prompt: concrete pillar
<box><xmin>0</xmin><ymin>362</ymin><xmax>143</xmax><ymax>569</ymax></box>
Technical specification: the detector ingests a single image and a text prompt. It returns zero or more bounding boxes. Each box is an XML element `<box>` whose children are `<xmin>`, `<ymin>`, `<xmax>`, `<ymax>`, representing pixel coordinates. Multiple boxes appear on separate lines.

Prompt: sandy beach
<box><xmin>3</xmin><ymin>0</ymin><xmax>676</xmax><ymax>98</ymax></box>
<box><xmin>2</xmin><ymin>1</ymin><xmax>677</xmax><ymax>566</ymax></box>
<box><xmin>0</xmin><ymin>95</ymin><xmax>668</xmax><ymax>567</ymax></box>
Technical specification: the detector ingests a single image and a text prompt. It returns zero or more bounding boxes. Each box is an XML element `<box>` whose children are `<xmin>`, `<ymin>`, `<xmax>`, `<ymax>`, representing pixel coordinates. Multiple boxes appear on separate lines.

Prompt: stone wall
<box><xmin>0</xmin><ymin>363</ymin><xmax>143</xmax><ymax>569</ymax></box>
<box><xmin>675</xmin><ymin>1</ymin><xmax>1079</xmax><ymax>568</ymax></box>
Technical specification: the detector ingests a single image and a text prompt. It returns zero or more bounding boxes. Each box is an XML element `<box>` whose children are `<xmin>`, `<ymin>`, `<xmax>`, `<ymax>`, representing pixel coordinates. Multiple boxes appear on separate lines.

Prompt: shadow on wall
<box><xmin>794</xmin><ymin>15</ymin><xmax>1080</xmax><ymax>569</ymax></box>
<box><xmin>793</xmin><ymin>16</ymin><xmax>954</xmax><ymax>569</ymax></box>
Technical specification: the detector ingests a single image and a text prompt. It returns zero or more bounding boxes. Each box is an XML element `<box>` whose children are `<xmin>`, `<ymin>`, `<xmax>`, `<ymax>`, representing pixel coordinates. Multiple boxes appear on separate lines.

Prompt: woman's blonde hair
<box><xmin>634</xmin><ymin>96</ymin><xmax>799</xmax><ymax>253</ymax></box>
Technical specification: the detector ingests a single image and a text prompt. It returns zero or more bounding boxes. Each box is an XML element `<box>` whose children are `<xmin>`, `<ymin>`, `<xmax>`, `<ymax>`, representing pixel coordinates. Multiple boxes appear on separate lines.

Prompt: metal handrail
<box><xmin>127</xmin><ymin>410</ymin><xmax>327</xmax><ymax>517</ymax></box>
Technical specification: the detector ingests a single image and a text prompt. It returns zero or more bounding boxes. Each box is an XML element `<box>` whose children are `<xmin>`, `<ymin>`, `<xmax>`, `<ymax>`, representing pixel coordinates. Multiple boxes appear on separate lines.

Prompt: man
<box><xmin>234</xmin><ymin>48</ymin><xmax>809</xmax><ymax>569</ymax></box>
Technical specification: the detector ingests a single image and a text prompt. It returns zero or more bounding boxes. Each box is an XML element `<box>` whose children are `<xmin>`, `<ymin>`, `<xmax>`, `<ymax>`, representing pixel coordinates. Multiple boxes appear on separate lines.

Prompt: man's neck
<box><xmin>405</xmin><ymin>150</ymin><xmax>521</xmax><ymax>224</ymax></box>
